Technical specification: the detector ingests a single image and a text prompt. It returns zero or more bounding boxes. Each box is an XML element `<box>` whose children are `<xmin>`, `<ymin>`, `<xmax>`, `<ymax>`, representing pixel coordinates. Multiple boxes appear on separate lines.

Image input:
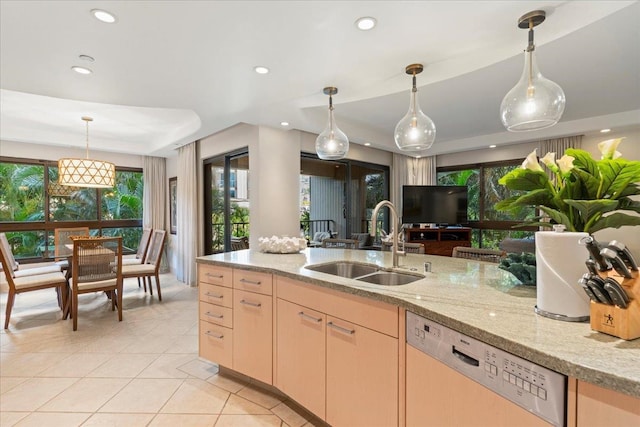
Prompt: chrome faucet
<box><xmin>370</xmin><ymin>200</ymin><xmax>404</xmax><ymax>268</ymax></box>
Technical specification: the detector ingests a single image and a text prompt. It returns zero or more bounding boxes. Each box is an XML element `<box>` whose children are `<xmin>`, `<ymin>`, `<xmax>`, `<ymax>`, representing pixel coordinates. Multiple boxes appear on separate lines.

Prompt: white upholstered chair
<box><xmin>0</xmin><ymin>236</ymin><xmax>68</xmax><ymax>329</ymax></box>
<box><xmin>122</xmin><ymin>229</ymin><xmax>167</xmax><ymax>301</ymax></box>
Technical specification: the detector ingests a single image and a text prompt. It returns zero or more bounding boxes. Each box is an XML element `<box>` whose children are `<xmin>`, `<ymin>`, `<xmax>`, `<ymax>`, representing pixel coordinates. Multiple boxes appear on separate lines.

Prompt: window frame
<box><xmin>0</xmin><ymin>156</ymin><xmax>143</xmax><ymax>262</ymax></box>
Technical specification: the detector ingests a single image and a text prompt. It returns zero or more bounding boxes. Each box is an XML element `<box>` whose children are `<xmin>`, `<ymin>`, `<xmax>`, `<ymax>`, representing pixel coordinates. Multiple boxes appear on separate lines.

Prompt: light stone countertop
<box><xmin>196</xmin><ymin>248</ymin><xmax>640</xmax><ymax>399</ymax></box>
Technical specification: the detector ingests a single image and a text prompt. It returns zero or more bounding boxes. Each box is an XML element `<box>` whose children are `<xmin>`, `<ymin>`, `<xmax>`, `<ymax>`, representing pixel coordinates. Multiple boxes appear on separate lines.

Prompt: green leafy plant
<box><xmin>496</xmin><ymin>138</ymin><xmax>640</xmax><ymax>233</ymax></box>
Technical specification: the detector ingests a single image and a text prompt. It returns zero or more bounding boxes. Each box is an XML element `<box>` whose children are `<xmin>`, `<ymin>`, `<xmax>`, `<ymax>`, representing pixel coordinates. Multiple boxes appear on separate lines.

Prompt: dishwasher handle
<box><xmin>452</xmin><ymin>346</ymin><xmax>479</xmax><ymax>367</ymax></box>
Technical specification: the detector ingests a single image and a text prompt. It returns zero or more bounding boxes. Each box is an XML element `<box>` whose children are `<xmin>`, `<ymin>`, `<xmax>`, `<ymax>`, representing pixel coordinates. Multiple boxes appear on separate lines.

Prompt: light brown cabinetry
<box><xmin>198</xmin><ymin>264</ymin><xmax>273</xmax><ymax>385</ymax></box>
<box><xmin>405</xmin><ymin>227</ymin><xmax>471</xmax><ymax>256</ymax></box>
<box><xmin>233</xmin><ymin>288</ymin><xmax>273</xmax><ymax>384</ymax></box>
<box><xmin>198</xmin><ymin>265</ymin><xmax>233</xmax><ymax>367</ymax></box>
<box><xmin>326</xmin><ymin>315</ymin><xmax>398</xmax><ymax>427</ymax></box>
<box><xmin>276</xmin><ymin>298</ymin><xmax>326</xmax><ymax>417</ymax></box>
<box><xmin>576</xmin><ymin>381</ymin><xmax>640</xmax><ymax>426</ymax></box>
<box><xmin>406</xmin><ymin>344</ymin><xmax>550</xmax><ymax>427</ymax></box>
<box><xmin>276</xmin><ymin>276</ymin><xmax>399</xmax><ymax>426</ymax></box>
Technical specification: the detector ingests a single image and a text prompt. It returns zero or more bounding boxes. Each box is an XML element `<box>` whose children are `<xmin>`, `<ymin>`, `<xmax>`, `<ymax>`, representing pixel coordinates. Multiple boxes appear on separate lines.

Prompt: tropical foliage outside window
<box><xmin>437</xmin><ymin>161</ymin><xmax>535</xmax><ymax>249</ymax></box>
<box><xmin>0</xmin><ymin>160</ymin><xmax>144</xmax><ymax>261</ymax></box>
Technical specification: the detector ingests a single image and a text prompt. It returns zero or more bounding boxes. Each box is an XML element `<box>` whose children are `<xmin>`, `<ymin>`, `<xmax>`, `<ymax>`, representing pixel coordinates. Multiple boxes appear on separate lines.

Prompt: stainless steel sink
<box><xmin>305</xmin><ymin>261</ymin><xmax>423</xmax><ymax>285</ymax></box>
<box><xmin>305</xmin><ymin>261</ymin><xmax>379</xmax><ymax>278</ymax></box>
<box><xmin>356</xmin><ymin>271</ymin><xmax>423</xmax><ymax>286</ymax></box>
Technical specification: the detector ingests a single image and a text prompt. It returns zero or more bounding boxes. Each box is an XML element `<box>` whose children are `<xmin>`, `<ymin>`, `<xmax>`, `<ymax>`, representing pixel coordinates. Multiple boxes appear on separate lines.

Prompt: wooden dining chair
<box><xmin>122</xmin><ymin>227</ymin><xmax>152</xmax><ymax>266</ymax></box>
<box><xmin>70</xmin><ymin>236</ymin><xmax>123</xmax><ymax>331</ymax></box>
<box><xmin>122</xmin><ymin>229</ymin><xmax>167</xmax><ymax>301</ymax></box>
<box><xmin>0</xmin><ymin>233</ymin><xmax>61</xmax><ymax>277</ymax></box>
<box><xmin>0</xmin><ymin>237</ymin><xmax>68</xmax><ymax>329</ymax></box>
<box><xmin>54</xmin><ymin>227</ymin><xmax>90</xmax><ymax>270</ymax></box>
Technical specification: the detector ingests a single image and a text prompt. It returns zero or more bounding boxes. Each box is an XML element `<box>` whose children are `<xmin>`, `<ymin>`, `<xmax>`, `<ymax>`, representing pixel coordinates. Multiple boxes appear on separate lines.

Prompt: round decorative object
<box><xmin>258</xmin><ymin>236</ymin><xmax>307</xmax><ymax>254</ymax></box>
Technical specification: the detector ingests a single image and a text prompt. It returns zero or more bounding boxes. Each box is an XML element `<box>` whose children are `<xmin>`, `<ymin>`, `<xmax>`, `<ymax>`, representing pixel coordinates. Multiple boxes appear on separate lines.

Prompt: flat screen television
<box><xmin>402</xmin><ymin>185</ymin><xmax>468</xmax><ymax>226</ymax></box>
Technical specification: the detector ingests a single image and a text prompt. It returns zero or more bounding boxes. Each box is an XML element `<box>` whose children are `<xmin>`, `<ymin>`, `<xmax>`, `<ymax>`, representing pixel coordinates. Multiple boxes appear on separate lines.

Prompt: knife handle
<box><xmin>581</xmin><ymin>236</ymin><xmax>611</xmax><ymax>272</ymax></box>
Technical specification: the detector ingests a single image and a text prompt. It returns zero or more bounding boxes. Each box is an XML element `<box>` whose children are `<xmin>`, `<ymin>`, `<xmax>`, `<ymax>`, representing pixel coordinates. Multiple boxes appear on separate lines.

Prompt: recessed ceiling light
<box><xmin>489</xmin><ymin>144</ymin><xmax>497</xmax><ymax>148</ymax></box>
<box><xmin>355</xmin><ymin>17</ymin><xmax>377</xmax><ymax>31</ymax></box>
<box><xmin>600</xmin><ymin>128</ymin><xmax>611</xmax><ymax>133</ymax></box>
<box><xmin>416</xmin><ymin>155</ymin><xmax>421</xmax><ymax>159</ymax></box>
<box><xmin>91</xmin><ymin>9</ymin><xmax>117</xmax><ymax>23</ymax></box>
<box><xmin>280</xmin><ymin>121</ymin><xmax>289</xmax><ymax>127</ymax></box>
<box><xmin>364</xmin><ymin>142</ymin><xmax>371</xmax><ymax>146</ymax></box>
<box><xmin>71</xmin><ymin>66</ymin><xmax>92</xmax><ymax>75</ymax></box>
<box><xmin>254</xmin><ymin>66</ymin><xmax>270</xmax><ymax>74</ymax></box>
<box><xmin>79</xmin><ymin>54</ymin><xmax>94</xmax><ymax>62</ymax></box>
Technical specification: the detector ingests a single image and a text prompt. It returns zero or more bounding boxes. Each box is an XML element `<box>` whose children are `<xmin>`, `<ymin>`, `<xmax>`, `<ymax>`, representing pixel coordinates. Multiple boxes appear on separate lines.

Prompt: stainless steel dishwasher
<box><xmin>406</xmin><ymin>311</ymin><xmax>566</xmax><ymax>427</ymax></box>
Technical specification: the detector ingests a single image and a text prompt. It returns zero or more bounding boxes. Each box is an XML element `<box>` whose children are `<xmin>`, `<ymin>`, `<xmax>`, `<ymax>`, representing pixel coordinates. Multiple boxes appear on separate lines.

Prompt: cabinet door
<box><xmin>276</xmin><ymin>298</ymin><xmax>326</xmax><ymax>420</ymax></box>
<box><xmin>326</xmin><ymin>316</ymin><xmax>398</xmax><ymax>427</ymax></box>
<box><xmin>199</xmin><ymin>320</ymin><xmax>232</xmax><ymax>367</ymax></box>
<box><xmin>577</xmin><ymin>381</ymin><xmax>640</xmax><ymax>426</ymax></box>
<box><xmin>406</xmin><ymin>345</ymin><xmax>549</xmax><ymax>427</ymax></box>
<box><xmin>233</xmin><ymin>289</ymin><xmax>273</xmax><ymax>384</ymax></box>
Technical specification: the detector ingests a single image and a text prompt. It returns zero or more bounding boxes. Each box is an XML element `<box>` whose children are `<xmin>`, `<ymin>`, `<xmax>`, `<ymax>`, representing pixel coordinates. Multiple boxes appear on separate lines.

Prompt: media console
<box><xmin>405</xmin><ymin>227</ymin><xmax>471</xmax><ymax>256</ymax></box>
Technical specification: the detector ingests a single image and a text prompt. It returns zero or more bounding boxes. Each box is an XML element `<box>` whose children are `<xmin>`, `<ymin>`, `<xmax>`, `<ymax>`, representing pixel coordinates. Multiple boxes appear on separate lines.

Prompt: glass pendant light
<box><xmin>394</xmin><ymin>63</ymin><xmax>436</xmax><ymax>151</ymax></box>
<box><xmin>500</xmin><ymin>10</ymin><xmax>566</xmax><ymax>132</ymax></box>
<box><xmin>58</xmin><ymin>117</ymin><xmax>116</xmax><ymax>188</ymax></box>
<box><xmin>315</xmin><ymin>87</ymin><xmax>349</xmax><ymax>160</ymax></box>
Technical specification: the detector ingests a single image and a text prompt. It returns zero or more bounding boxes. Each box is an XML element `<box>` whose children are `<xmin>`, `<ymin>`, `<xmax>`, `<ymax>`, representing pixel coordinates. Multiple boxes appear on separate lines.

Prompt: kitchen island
<box><xmin>196</xmin><ymin>248</ymin><xmax>639</xmax><ymax>426</ymax></box>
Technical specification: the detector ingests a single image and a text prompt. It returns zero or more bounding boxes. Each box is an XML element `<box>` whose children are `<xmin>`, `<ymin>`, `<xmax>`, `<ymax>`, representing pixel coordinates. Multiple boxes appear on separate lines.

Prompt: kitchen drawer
<box><xmin>199</xmin><ymin>264</ymin><xmax>232</xmax><ymax>287</ymax></box>
<box><xmin>233</xmin><ymin>269</ymin><xmax>273</xmax><ymax>296</ymax></box>
<box><xmin>276</xmin><ymin>276</ymin><xmax>398</xmax><ymax>338</ymax></box>
<box><xmin>199</xmin><ymin>320</ymin><xmax>233</xmax><ymax>367</ymax></box>
<box><xmin>200</xmin><ymin>283</ymin><xmax>233</xmax><ymax>308</ymax></box>
<box><xmin>199</xmin><ymin>301</ymin><xmax>233</xmax><ymax>328</ymax></box>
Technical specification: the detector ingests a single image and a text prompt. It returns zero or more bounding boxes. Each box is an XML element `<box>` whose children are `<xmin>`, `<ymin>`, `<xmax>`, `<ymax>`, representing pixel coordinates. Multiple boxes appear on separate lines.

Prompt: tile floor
<box><xmin>1</xmin><ymin>273</ymin><xmax>317</xmax><ymax>427</ymax></box>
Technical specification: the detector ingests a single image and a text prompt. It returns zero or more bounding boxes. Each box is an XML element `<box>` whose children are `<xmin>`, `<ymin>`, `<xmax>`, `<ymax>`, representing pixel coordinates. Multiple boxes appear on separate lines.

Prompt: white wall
<box><xmin>0</xmin><ymin>139</ymin><xmax>143</xmax><ymax>167</ymax></box>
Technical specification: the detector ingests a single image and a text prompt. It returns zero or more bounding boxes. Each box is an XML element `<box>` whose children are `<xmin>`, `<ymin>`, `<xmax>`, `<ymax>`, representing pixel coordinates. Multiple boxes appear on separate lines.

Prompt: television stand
<box><xmin>405</xmin><ymin>227</ymin><xmax>472</xmax><ymax>257</ymax></box>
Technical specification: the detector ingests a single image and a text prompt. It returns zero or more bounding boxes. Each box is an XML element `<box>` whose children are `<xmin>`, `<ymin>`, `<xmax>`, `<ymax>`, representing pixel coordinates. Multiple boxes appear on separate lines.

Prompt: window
<box><xmin>300</xmin><ymin>154</ymin><xmax>389</xmax><ymax>240</ymax></box>
<box><xmin>204</xmin><ymin>150</ymin><xmax>249</xmax><ymax>254</ymax></box>
<box><xmin>0</xmin><ymin>158</ymin><xmax>143</xmax><ymax>261</ymax></box>
<box><xmin>437</xmin><ymin>160</ymin><xmax>535</xmax><ymax>249</ymax></box>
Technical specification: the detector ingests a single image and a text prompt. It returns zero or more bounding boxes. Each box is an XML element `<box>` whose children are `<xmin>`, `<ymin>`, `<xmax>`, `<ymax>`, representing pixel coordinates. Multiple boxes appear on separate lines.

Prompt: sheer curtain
<box><xmin>538</xmin><ymin>135</ymin><xmax>583</xmax><ymax>155</ymax></box>
<box><xmin>391</xmin><ymin>154</ymin><xmax>436</xmax><ymax>212</ymax></box>
<box><xmin>408</xmin><ymin>156</ymin><xmax>436</xmax><ymax>185</ymax></box>
<box><xmin>143</xmin><ymin>156</ymin><xmax>168</xmax><ymax>272</ymax></box>
<box><xmin>143</xmin><ymin>157</ymin><xmax>166</xmax><ymax>230</ymax></box>
<box><xmin>177</xmin><ymin>142</ymin><xmax>198</xmax><ymax>286</ymax></box>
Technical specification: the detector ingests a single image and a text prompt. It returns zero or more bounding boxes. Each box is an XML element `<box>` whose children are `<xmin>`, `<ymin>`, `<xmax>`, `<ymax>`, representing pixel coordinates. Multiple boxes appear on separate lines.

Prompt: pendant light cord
<box><xmin>85</xmin><ymin>119</ymin><xmax>90</xmax><ymax>159</ymax></box>
<box><xmin>527</xmin><ymin>19</ymin><xmax>535</xmax><ymax>91</ymax></box>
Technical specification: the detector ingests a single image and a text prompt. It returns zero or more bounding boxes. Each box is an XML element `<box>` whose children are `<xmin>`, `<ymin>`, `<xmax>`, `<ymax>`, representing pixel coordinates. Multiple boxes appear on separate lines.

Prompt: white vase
<box><xmin>535</xmin><ymin>231</ymin><xmax>591</xmax><ymax>321</ymax></box>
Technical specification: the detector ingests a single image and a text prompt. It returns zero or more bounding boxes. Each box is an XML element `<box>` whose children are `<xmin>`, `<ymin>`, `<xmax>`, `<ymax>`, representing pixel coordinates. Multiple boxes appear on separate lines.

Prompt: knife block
<box><xmin>589</xmin><ymin>271</ymin><xmax>640</xmax><ymax>340</ymax></box>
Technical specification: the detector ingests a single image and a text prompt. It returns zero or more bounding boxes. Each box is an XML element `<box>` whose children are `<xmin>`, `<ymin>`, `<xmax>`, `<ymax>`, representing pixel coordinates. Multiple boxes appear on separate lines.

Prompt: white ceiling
<box><xmin>1</xmin><ymin>1</ymin><xmax>639</xmax><ymax>158</ymax></box>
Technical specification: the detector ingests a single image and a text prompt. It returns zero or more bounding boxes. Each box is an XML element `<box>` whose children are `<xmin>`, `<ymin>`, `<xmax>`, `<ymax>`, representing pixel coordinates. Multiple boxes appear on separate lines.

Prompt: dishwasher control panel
<box><xmin>407</xmin><ymin>311</ymin><xmax>566</xmax><ymax>427</ymax></box>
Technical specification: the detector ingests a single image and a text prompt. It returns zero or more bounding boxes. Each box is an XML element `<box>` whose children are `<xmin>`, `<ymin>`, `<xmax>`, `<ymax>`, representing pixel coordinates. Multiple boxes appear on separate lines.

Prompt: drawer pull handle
<box><xmin>206</xmin><ymin>272</ymin><xmax>224</xmax><ymax>279</ymax></box>
<box><xmin>327</xmin><ymin>321</ymin><xmax>355</xmax><ymax>335</ymax></box>
<box><xmin>205</xmin><ymin>331</ymin><xmax>224</xmax><ymax>339</ymax></box>
<box><xmin>239</xmin><ymin>278</ymin><xmax>261</xmax><ymax>285</ymax></box>
<box><xmin>204</xmin><ymin>291</ymin><xmax>223</xmax><ymax>299</ymax></box>
<box><xmin>240</xmin><ymin>299</ymin><xmax>262</xmax><ymax>308</ymax></box>
<box><xmin>298</xmin><ymin>311</ymin><xmax>322</xmax><ymax>323</ymax></box>
<box><xmin>205</xmin><ymin>311</ymin><xmax>224</xmax><ymax>319</ymax></box>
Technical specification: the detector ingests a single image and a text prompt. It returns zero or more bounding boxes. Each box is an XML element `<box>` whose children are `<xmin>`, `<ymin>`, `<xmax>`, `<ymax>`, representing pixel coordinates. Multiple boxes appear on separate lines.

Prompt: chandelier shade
<box><xmin>58</xmin><ymin>116</ymin><xmax>115</xmax><ymax>188</ymax></box>
<box><xmin>58</xmin><ymin>158</ymin><xmax>115</xmax><ymax>188</ymax></box>
<box><xmin>315</xmin><ymin>87</ymin><xmax>349</xmax><ymax>160</ymax></box>
<box><xmin>394</xmin><ymin>64</ymin><xmax>436</xmax><ymax>151</ymax></box>
<box><xmin>500</xmin><ymin>10</ymin><xmax>566</xmax><ymax>132</ymax></box>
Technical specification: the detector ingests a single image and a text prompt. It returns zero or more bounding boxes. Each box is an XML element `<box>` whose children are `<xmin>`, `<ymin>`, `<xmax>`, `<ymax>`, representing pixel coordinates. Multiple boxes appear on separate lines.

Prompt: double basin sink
<box><xmin>305</xmin><ymin>261</ymin><xmax>423</xmax><ymax>286</ymax></box>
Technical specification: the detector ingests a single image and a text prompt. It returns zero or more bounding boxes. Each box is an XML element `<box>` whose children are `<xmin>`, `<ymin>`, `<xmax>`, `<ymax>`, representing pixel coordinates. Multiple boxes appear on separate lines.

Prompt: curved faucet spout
<box><xmin>370</xmin><ymin>200</ymin><xmax>403</xmax><ymax>268</ymax></box>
